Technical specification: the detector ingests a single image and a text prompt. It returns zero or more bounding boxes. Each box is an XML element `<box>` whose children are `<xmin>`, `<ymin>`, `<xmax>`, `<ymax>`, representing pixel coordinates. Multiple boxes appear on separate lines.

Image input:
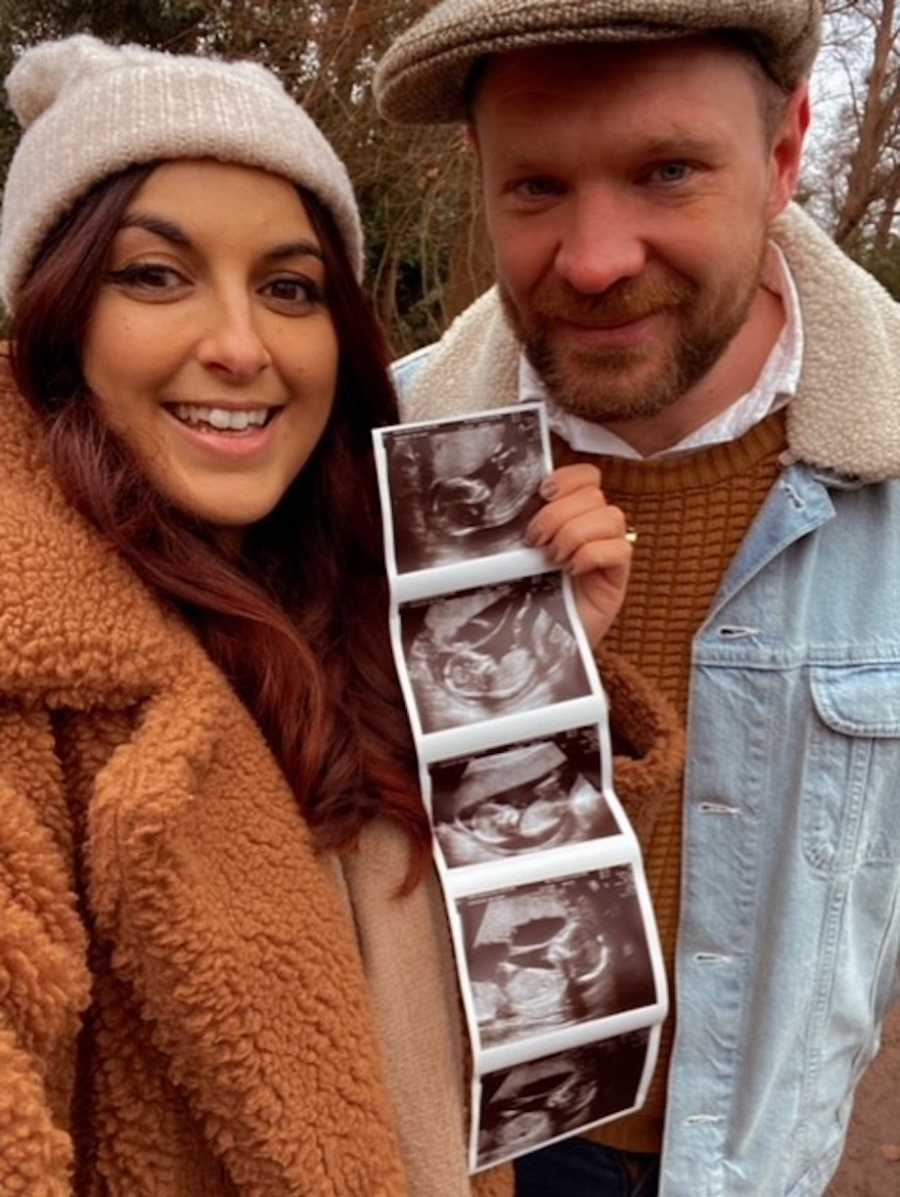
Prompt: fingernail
<box><xmin>625</xmin><ymin>528</ymin><xmax>639</xmax><ymax>545</ymax></box>
<box><xmin>540</xmin><ymin>478</ymin><xmax>559</xmax><ymax>500</ymax></box>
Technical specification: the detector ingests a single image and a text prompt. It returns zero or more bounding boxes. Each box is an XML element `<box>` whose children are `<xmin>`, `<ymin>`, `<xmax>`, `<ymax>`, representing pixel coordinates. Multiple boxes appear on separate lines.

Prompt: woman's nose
<box><xmin>194</xmin><ymin>297</ymin><xmax>272</xmax><ymax>382</ymax></box>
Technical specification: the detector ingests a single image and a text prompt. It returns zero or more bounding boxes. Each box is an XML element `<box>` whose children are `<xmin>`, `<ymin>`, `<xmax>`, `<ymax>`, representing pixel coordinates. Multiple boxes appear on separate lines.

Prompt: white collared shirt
<box><xmin>518</xmin><ymin>244</ymin><xmax>804</xmax><ymax>459</ymax></box>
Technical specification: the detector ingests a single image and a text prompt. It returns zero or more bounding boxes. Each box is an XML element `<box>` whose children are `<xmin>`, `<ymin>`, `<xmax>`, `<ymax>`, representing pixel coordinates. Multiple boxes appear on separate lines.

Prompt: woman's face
<box><xmin>82</xmin><ymin>159</ymin><xmax>339</xmax><ymax>530</ymax></box>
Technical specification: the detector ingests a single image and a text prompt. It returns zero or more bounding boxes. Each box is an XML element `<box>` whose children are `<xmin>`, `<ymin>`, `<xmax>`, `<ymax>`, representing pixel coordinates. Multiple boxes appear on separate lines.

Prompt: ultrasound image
<box><xmin>431</xmin><ymin>728</ymin><xmax>618</xmax><ymax>867</ymax></box>
<box><xmin>401</xmin><ymin>575</ymin><xmax>590</xmax><ymax>733</ymax></box>
<box><xmin>459</xmin><ymin>868</ymin><xmax>656</xmax><ymax>1050</ymax></box>
<box><xmin>384</xmin><ymin>411</ymin><xmax>544</xmax><ymax>573</ymax></box>
<box><xmin>476</xmin><ymin>1031</ymin><xmax>651</xmax><ymax>1169</ymax></box>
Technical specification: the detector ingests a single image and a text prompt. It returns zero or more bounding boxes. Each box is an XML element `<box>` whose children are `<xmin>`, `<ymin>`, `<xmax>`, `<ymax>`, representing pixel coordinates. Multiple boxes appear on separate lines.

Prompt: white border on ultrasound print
<box><xmin>415</xmin><ymin>696</ymin><xmax>607</xmax><ymax>765</ymax></box>
<box><xmin>469</xmin><ymin>1022</ymin><xmax>662</xmax><ymax>1174</ymax></box>
<box><xmin>394</xmin><ymin>549</ymin><xmax>557</xmax><ymax>605</ymax></box>
<box><xmin>372</xmin><ymin>402</ymin><xmax>551</xmax><ymax>598</ymax></box>
<box><xmin>480</xmin><ymin>1001</ymin><xmax>666</xmax><ymax>1077</ymax></box>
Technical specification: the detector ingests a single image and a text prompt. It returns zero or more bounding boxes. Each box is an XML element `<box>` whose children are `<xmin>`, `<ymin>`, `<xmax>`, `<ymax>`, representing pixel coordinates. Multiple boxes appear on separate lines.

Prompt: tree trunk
<box><xmin>834</xmin><ymin>0</ymin><xmax>900</xmax><ymax>247</ymax></box>
<box><xmin>874</xmin><ymin>171</ymin><xmax>900</xmax><ymax>248</ymax></box>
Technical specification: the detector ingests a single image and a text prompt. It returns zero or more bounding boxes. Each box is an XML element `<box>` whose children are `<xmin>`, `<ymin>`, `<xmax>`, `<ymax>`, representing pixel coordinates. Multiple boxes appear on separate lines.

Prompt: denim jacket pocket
<box><xmin>803</xmin><ymin>664</ymin><xmax>900</xmax><ymax>876</ymax></box>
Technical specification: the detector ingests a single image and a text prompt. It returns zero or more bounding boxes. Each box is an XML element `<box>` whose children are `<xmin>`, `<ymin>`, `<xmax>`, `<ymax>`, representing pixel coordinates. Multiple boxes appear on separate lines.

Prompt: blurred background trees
<box><xmin>1</xmin><ymin>0</ymin><xmax>899</xmax><ymax>348</ymax></box>
<box><xmin>805</xmin><ymin>0</ymin><xmax>900</xmax><ymax>293</ymax></box>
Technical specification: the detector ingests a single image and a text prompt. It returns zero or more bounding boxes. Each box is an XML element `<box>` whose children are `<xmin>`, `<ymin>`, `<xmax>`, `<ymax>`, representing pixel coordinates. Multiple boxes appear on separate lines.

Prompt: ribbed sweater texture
<box><xmin>554</xmin><ymin>409</ymin><xmax>788</xmax><ymax>1154</ymax></box>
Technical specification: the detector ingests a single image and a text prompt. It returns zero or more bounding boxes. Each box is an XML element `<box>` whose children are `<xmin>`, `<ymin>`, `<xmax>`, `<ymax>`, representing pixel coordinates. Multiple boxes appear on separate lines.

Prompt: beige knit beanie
<box><xmin>0</xmin><ymin>34</ymin><xmax>365</xmax><ymax>310</ymax></box>
<box><xmin>375</xmin><ymin>0</ymin><xmax>823</xmax><ymax>124</ymax></box>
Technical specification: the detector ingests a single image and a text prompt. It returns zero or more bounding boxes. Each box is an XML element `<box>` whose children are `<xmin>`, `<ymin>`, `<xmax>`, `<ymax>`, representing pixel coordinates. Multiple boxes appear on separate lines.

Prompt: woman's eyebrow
<box><xmin>119</xmin><ymin>213</ymin><xmax>191</xmax><ymax>246</ymax></box>
<box><xmin>263</xmin><ymin>240</ymin><xmax>324</xmax><ymax>263</ymax></box>
<box><xmin>116</xmin><ymin>217</ymin><xmax>323</xmax><ymax>263</ymax></box>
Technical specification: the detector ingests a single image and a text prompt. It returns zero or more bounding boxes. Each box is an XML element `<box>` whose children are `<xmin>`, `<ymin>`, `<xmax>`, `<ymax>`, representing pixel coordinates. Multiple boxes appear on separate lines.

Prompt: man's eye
<box><xmin>107</xmin><ymin>263</ymin><xmax>184</xmax><ymax>290</ymax></box>
<box><xmin>650</xmin><ymin>162</ymin><xmax>693</xmax><ymax>185</ymax></box>
<box><xmin>261</xmin><ymin>276</ymin><xmax>323</xmax><ymax>310</ymax></box>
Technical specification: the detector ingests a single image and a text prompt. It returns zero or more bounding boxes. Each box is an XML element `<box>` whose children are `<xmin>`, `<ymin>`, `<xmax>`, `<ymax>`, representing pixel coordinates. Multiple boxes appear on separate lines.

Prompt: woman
<box><xmin>0</xmin><ymin>34</ymin><xmax>676</xmax><ymax>1197</ymax></box>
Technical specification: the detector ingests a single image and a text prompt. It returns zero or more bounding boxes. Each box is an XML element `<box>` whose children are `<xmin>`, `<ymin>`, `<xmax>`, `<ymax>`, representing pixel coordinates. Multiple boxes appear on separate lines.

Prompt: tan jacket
<box><xmin>0</xmin><ymin>359</ymin><xmax>680</xmax><ymax>1196</ymax></box>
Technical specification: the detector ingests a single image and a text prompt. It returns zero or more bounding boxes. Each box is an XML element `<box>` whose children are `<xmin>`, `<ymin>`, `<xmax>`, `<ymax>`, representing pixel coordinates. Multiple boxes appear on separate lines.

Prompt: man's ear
<box><xmin>768</xmin><ymin>84</ymin><xmax>811</xmax><ymax>219</ymax></box>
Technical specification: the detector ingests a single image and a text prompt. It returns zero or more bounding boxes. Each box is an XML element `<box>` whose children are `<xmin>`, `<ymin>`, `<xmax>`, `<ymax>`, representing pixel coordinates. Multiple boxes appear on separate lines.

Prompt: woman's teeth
<box><xmin>172</xmin><ymin>404</ymin><xmax>271</xmax><ymax>431</ymax></box>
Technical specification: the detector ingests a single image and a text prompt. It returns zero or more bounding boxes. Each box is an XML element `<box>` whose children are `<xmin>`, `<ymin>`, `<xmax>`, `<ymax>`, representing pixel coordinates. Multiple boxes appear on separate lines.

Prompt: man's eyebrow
<box><xmin>499</xmin><ymin>131</ymin><xmax>723</xmax><ymax>174</ymax></box>
<box><xmin>119</xmin><ymin>213</ymin><xmax>191</xmax><ymax>246</ymax></box>
<box><xmin>635</xmin><ymin>132</ymin><xmax>724</xmax><ymax>159</ymax></box>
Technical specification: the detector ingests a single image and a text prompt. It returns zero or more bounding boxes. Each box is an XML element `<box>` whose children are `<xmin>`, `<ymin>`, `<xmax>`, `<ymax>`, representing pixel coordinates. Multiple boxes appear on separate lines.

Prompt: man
<box><xmin>374</xmin><ymin>3</ymin><xmax>900</xmax><ymax>1195</ymax></box>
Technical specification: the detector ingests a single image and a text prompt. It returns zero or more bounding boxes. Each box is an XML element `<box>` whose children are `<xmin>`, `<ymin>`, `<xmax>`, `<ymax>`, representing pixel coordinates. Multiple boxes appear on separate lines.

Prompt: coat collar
<box><xmin>404</xmin><ymin>205</ymin><xmax>900</xmax><ymax>483</ymax></box>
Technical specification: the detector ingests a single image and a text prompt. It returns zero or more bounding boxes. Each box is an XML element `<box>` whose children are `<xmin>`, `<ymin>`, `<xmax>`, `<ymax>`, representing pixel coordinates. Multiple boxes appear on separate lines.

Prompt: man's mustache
<box><xmin>529</xmin><ymin>277</ymin><xmax>695</xmax><ymax>328</ymax></box>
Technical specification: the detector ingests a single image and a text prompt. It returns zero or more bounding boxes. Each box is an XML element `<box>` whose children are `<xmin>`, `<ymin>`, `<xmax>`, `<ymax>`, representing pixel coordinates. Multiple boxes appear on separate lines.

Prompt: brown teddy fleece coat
<box><xmin>0</xmin><ymin>357</ymin><xmax>682</xmax><ymax>1196</ymax></box>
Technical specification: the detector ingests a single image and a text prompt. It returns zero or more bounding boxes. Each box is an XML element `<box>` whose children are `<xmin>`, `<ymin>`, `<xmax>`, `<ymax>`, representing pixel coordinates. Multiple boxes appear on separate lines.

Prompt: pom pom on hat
<box><xmin>7</xmin><ymin>35</ymin><xmax>289</xmax><ymax>128</ymax></box>
<box><xmin>6</xmin><ymin>34</ymin><xmax>120</xmax><ymax>127</ymax></box>
<box><xmin>0</xmin><ymin>34</ymin><xmax>365</xmax><ymax>309</ymax></box>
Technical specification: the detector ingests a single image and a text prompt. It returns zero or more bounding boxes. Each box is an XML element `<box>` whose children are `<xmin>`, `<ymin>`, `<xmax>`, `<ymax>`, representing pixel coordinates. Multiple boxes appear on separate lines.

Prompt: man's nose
<box><xmin>195</xmin><ymin>296</ymin><xmax>271</xmax><ymax>382</ymax></box>
<box><xmin>554</xmin><ymin>188</ymin><xmax>648</xmax><ymax>295</ymax></box>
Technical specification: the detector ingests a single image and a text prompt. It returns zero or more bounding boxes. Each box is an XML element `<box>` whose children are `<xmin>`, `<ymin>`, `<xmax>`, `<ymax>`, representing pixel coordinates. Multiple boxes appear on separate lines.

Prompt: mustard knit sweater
<box><xmin>557</xmin><ymin>410</ymin><xmax>788</xmax><ymax>1154</ymax></box>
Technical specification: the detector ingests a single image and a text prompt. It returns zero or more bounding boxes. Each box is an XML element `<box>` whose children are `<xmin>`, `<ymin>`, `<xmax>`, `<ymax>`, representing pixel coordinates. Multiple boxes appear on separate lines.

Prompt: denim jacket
<box><xmin>393</xmin><ymin>204</ymin><xmax>900</xmax><ymax>1195</ymax></box>
<box><xmin>663</xmin><ymin>462</ymin><xmax>900</xmax><ymax>1195</ymax></box>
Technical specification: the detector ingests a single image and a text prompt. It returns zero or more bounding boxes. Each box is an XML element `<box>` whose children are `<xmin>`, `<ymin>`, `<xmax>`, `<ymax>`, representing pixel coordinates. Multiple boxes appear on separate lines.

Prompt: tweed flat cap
<box><xmin>375</xmin><ymin>0</ymin><xmax>822</xmax><ymax>124</ymax></box>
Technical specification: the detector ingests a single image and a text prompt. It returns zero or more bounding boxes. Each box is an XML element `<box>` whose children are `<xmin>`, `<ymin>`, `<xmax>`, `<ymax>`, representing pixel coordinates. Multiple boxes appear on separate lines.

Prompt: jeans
<box><xmin>514</xmin><ymin>1138</ymin><xmax>660</xmax><ymax>1197</ymax></box>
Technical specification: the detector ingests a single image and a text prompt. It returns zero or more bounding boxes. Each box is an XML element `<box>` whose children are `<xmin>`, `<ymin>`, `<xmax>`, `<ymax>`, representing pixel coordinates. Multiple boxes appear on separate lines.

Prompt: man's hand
<box><xmin>526</xmin><ymin>464</ymin><xmax>632</xmax><ymax>648</ymax></box>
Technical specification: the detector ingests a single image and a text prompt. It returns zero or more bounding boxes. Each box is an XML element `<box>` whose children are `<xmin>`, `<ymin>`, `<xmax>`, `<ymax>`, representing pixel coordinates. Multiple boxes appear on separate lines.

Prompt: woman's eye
<box><xmin>261</xmin><ymin>276</ymin><xmax>323</xmax><ymax>311</ymax></box>
<box><xmin>107</xmin><ymin>263</ymin><xmax>185</xmax><ymax>291</ymax></box>
<box><xmin>512</xmin><ymin>177</ymin><xmax>564</xmax><ymax>202</ymax></box>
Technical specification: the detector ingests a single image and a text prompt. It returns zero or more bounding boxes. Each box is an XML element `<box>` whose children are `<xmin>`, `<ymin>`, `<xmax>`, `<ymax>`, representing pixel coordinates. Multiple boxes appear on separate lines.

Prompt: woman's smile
<box><xmin>162</xmin><ymin>401</ymin><xmax>287</xmax><ymax>461</ymax></box>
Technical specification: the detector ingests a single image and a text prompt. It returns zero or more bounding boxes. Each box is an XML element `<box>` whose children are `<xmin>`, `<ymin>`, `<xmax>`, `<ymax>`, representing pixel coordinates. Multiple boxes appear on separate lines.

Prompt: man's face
<box><xmin>473</xmin><ymin>40</ymin><xmax>803</xmax><ymax>425</ymax></box>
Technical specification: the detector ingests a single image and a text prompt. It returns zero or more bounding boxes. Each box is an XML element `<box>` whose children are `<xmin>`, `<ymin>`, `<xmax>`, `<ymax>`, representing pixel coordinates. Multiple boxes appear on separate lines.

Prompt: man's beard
<box><xmin>500</xmin><ymin>250</ymin><xmax>766</xmax><ymax>425</ymax></box>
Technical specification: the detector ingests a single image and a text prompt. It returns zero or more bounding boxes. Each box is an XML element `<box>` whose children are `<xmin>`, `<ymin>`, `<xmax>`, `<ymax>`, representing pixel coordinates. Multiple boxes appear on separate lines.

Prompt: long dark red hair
<box><xmin>11</xmin><ymin>161</ymin><xmax>430</xmax><ymax>888</ymax></box>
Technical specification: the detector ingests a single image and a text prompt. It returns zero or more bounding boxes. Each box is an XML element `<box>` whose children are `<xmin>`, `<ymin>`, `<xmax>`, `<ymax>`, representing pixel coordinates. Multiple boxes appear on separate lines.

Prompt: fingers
<box><xmin>527</xmin><ymin>489</ymin><xmax>611</xmax><ymax>547</ymax></box>
<box><xmin>527</xmin><ymin>464</ymin><xmax>626</xmax><ymax>567</ymax></box>
<box><xmin>532</xmin><ymin>505</ymin><xmax>629</xmax><ymax>567</ymax></box>
<box><xmin>567</xmin><ymin>534</ymin><xmax>633</xmax><ymax>579</ymax></box>
<box><xmin>527</xmin><ymin>465</ymin><xmax>632</xmax><ymax>646</ymax></box>
<box><xmin>538</xmin><ymin>463</ymin><xmax>602</xmax><ymax>502</ymax></box>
